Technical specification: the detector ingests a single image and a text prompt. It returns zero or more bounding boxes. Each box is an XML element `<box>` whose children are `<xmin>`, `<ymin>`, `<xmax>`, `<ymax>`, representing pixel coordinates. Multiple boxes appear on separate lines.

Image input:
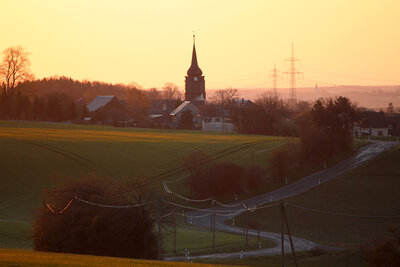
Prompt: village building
<box><xmin>184</xmin><ymin>35</ymin><xmax>206</xmax><ymax>104</ymax></box>
<box><xmin>86</xmin><ymin>95</ymin><xmax>132</xmax><ymax>124</ymax></box>
<box><xmin>354</xmin><ymin>111</ymin><xmax>389</xmax><ymax>137</ymax></box>
<box><xmin>148</xmin><ymin>99</ymin><xmax>180</xmax><ymax>127</ymax></box>
<box><xmin>170</xmin><ymin>101</ymin><xmax>201</xmax><ymax>128</ymax></box>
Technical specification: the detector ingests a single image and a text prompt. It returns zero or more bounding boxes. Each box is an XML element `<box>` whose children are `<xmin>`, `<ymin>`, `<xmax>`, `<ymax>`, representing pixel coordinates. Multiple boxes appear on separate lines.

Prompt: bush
<box><xmin>269</xmin><ymin>142</ymin><xmax>301</xmax><ymax>181</ymax></box>
<box><xmin>34</xmin><ymin>175</ymin><xmax>159</xmax><ymax>259</ymax></box>
<box><xmin>245</xmin><ymin>165</ymin><xmax>266</xmax><ymax>191</ymax></box>
<box><xmin>362</xmin><ymin>227</ymin><xmax>400</xmax><ymax>267</ymax></box>
<box><xmin>188</xmin><ymin>162</ymin><xmax>265</xmax><ymax>198</ymax></box>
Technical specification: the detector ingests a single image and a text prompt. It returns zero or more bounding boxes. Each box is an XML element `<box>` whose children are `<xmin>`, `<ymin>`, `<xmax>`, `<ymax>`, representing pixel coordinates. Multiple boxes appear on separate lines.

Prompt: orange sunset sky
<box><xmin>1</xmin><ymin>0</ymin><xmax>399</xmax><ymax>90</ymax></box>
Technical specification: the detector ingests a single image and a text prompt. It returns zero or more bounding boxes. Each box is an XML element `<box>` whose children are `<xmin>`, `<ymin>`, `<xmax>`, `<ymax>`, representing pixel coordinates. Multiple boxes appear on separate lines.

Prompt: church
<box><xmin>167</xmin><ymin>35</ymin><xmax>206</xmax><ymax>128</ymax></box>
<box><xmin>184</xmin><ymin>35</ymin><xmax>206</xmax><ymax>103</ymax></box>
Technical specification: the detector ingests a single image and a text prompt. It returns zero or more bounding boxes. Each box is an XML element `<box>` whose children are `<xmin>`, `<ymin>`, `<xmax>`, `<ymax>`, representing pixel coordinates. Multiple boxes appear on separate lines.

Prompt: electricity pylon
<box><xmin>283</xmin><ymin>43</ymin><xmax>303</xmax><ymax>109</ymax></box>
<box><xmin>270</xmin><ymin>63</ymin><xmax>281</xmax><ymax>96</ymax></box>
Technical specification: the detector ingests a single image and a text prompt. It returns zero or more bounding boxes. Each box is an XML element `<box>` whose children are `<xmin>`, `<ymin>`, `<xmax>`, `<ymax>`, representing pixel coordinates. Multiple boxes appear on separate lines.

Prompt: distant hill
<box><xmin>208</xmin><ymin>85</ymin><xmax>400</xmax><ymax>110</ymax></box>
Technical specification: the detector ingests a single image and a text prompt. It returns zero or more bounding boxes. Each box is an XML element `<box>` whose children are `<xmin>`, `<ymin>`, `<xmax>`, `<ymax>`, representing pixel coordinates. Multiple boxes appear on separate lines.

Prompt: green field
<box><xmin>162</xmin><ymin>225</ymin><xmax>274</xmax><ymax>257</ymax></box>
<box><xmin>234</xmin><ymin>144</ymin><xmax>400</xmax><ymax>249</ymax></box>
<box><xmin>0</xmin><ymin>121</ymin><xmax>286</xmax><ymax>218</ymax></box>
<box><xmin>0</xmin><ymin>248</ymin><xmax>226</xmax><ymax>267</ymax></box>
<box><xmin>199</xmin><ymin>250</ymin><xmax>366</xmax><ymax>267</ymax></box>
<box><xmin>0</xmin><ymin>120</ymin><xmax>286</xmax><ymax>255</ymax></box>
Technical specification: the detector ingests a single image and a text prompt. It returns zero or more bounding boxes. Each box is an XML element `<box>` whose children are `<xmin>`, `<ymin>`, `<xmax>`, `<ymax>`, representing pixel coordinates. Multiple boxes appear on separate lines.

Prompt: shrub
<box><xmin>269</xmin><ymin>142</ymin><xmax>301</xmax><ymax>181</ymax></box>
<box><xmin>188</xmin><ymin>162</ymin><xmax>265</xmax><ymax>198</ymax></box>
<box><xmin>34</xmin><ymin>175</ymin><xmax>159</xmax><ymax>259</ymax></box>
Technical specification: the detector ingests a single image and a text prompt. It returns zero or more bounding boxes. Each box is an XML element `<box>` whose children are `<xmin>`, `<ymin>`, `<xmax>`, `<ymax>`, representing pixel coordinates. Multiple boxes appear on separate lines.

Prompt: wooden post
<box><xmin>157</xmin><ymin>198</ymin><xmax>161</xmax><ymax>258</ymax></box>
<box><xmin>173</xmin><ymin>208</ymin><xmax>176</xmax><ymax>255</ymax></box>
<box><xmin>256</xmin><ymin>201</ymin><xmax>260</xmax><ymax>242</ymax></box>
<box><xmin>281</xmin><ymin>200</ymin><xmax>285</xmax><ymax>267</ymax></box>
<box><xmin>282</xmin><ymin>202</ymin><xmax>298</xmax><ymax>267</ymax></box>
<box><xmin>71</xmin><ymin>198</ymin><xmax>74</xmax><ymax>224</ymax></box>
<box><xmin>210</xmin><ymin>199</ymin><xmax>214</xmax><ymax>231</ymax></box>
<box><xmin>212</xmin><ymin>205</ymin><xmax>215</xmax><ymax>250</ymax></box>
<box><xmin>245</xmin><ymin>209</ymin><xmax>248</xmax><ymax>249</ymax></box>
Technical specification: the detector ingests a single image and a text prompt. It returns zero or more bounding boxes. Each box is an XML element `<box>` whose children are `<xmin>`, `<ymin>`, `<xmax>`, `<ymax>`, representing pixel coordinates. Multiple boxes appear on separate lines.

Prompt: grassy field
<box><xmin>162</xmin><ymin>225</ymin><xmax>274</xmax><ymax>257</ymax></box>
<box><xmin>0</xmin><ymin>120</ymin><xmax>287</xmax><ymax>253</ymax></box>
<box><xmin>199</xmin><ymin>250</ymin><xmax>366</xmax><ymax>267</ymax></box>
<box><xmin>234</xmin><ymin>144</ymin><xmax>400</xmax><ymax>248</ymax></box>
<box><xmin>0</xmin><ymin>121</ymin><xmax>286</xmax><ymax>218</ymax></box>
<box><xmin>0</xmin><ymin>248</ymin><xmax>227</xmax><ymax>267</ymax></box>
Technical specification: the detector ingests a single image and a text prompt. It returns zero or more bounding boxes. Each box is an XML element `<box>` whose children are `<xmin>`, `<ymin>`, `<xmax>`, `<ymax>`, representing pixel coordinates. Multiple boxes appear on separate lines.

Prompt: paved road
<box><xmin>166</xmin><ymin>141</ymin><xmax>397</xmax><ymax>261</ymax></box>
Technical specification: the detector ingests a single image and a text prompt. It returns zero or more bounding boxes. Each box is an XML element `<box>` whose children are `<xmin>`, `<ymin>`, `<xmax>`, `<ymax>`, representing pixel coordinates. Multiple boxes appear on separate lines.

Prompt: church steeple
<box><xmin>187</xmin><ymin>35</ymin><xmax>203</xmax><ymax>76</ymax></box>
<box><xmin>185</xmin><ymin>34</ymin><xmax>206</xmax><ymax>102</ymax></box>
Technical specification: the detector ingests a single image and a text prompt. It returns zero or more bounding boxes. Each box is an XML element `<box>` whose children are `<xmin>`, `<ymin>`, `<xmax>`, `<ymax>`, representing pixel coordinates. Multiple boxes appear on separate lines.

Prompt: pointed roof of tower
<box><xmin>187</xmin><ymin>35</ymin><xmax>203</xmax><ymax>76</ymax></box>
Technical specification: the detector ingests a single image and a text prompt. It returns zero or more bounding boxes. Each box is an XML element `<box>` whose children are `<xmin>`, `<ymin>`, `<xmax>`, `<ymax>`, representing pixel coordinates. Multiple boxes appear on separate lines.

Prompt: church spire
<box><xmin>187</xmin><ymin>34</ymin><xmax>203</xmax><ymax>76</ymax></box>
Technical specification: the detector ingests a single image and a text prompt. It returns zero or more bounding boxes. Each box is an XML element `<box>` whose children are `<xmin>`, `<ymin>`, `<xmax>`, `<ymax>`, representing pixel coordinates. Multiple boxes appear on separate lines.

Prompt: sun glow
<box><xmin>0</xmin><ymin>0</ymin><xmax>399</xmax><ymax>89</ymax></box>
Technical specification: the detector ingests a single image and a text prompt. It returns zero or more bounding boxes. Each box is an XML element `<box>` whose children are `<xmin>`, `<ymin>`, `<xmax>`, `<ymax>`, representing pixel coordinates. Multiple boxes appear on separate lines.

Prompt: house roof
<box><xmin>170</xmin><ymin>101</ymin><xmax>200</xmax><ymax>116</ymax></box>
<box><xmin>149</xmin><ymin>99</ymin><xmax>180</xmax><ymax>115</ymax></box>
<box><xmin>359</xmin><ymin>111</ymin><xmax>387</xmax><ymax>128</ymax></box>
<box><xmin>87</xmin><ymin>96</ymin><xmax>115</xmax><ymax>112</ymax></box>
<box><xmin>170</xmin><ymin>101</ymin><xmax>191</xmax><ymax>116</ymax></box>
<box><xmin>232</xmin><ymin>98</ymin><xmax>257</xmax><ymax>108</ymax></box>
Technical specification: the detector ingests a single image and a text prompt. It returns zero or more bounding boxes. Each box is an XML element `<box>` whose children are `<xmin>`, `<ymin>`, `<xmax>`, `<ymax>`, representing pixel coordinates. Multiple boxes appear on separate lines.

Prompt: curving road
<box><xmin>166</xmin><ymin>140</ymin><xmax>397</xmax><ymax>260</ymax></box>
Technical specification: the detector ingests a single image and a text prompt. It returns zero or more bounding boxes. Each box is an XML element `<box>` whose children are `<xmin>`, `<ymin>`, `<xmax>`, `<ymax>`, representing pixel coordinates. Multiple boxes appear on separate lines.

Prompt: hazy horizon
<box><xmin>1</xmin><ymin>0</ymin><xmax>400</xmax><ymax>91</ymax></box>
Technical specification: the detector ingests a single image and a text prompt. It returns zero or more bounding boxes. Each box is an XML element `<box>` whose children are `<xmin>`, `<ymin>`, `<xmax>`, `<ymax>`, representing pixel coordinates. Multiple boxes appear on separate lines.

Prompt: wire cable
<box><xmin>75</xmin><ymin>197</ymin><xmax>156</xmax><ymax>209</ymax></box>
<box><xmin>45</xmin><ymin>198</ymin><xmax>74</xmax><ymax>215</ymax></box>
<box><xmin>287</xmin><ymin>203</ymin><xmax>400</xmax><ymax>218</ymax></box>
<box><xmin>160</xmin><ymin>211</ymin><xmax>175</xmax><ymax>218</ymax></box>
<box><xmin>213</xmin><ymin>199</ymin><xmax>244</xmax><ymax>208</ymax></box>
<box><xmin>162</xmin><ymin>199</ymin><xmax>239</xmax><ymax>213</ymax></box>
<box><xmin>179</xmin><ymin>211</ymin><xmax>214</xmax><ymax>218</ymax></box>
<box><xmin>216</xmin><ymin>210</ymin><xmax>244</xmax><ymax>217</ymax></box>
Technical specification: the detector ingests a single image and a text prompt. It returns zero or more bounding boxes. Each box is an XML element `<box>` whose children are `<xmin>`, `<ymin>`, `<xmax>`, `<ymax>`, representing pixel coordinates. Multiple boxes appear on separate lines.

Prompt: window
<box><xmin>378</xmin><ymin>130</ymin><xmax>383</xmax><ymax>136</ymax></box>
<box><xmin>194</xmin><ymin>77</ymin><xmax>198</xmax><ymax>81</ymax></box>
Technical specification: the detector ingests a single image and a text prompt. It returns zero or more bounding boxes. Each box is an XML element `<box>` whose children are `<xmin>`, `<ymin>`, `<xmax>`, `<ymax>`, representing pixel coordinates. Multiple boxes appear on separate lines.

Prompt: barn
<box><xmin>86</xmin><ymin>95</ymin><xmax>133</xmax><ymax>124</ymax></box>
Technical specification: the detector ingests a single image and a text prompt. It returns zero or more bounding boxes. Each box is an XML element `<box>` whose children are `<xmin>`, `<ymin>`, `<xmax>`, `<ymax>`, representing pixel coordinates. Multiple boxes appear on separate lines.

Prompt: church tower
<box><xmin>185</xmin><ymin>35</ymin><xmax>206</xmax><ymax>102</ymax></box>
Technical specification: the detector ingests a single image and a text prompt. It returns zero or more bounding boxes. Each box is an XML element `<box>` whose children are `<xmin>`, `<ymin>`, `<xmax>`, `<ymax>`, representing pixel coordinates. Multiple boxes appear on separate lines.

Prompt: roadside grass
<box><xmin>233</xmin><ymin>145</ymin><xmax>400</xmax><ymax>247</ymax></box>
<box><xmin>197</xmin><ymin>250</ymin><xmax>367</xmax><ymax>267</ymax></box>
<box><xmin>0</xmin><ymin>248</ymin><xmax>227</xmax><ymax>267</ymax></box>
<box><xmin>162</xmin><ymin>225</ymin><xmax>274</xmax><ymax>257</ymax></box>
<box><xmin>370</xmin><ymin>136</ymin><xmax>399</xmax><ymax>142</ymax></box>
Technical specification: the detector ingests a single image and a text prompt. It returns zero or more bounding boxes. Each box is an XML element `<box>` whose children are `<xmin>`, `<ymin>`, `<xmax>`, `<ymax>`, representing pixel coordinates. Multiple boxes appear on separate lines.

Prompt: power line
<box><xmin>287</xmin><ymin>202</ymin><xmax>400</xmax><ymax>218</ymax></box>
<box><xmin>75</xmin><ymin>197</ymin><xmax>156</xmax><ymax>209</ymax></box>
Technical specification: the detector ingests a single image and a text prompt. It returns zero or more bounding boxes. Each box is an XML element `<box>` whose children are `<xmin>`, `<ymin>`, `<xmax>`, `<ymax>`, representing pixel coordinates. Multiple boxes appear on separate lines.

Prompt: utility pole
<box><xmin>212</xmin><ymin>205</ymin><xmax>216</xmax><ymax>250</ymax></box>
<box><xmin>210</xmin><ymin>199</ymin><xmax>214</xmax><ymax>231</ymax></box>
<box><xmin>157</xmin><ymin>198</ymin><xmax>161</xmax><ymax>258</ymax></box>
<box><xmin>281</xmin><ymin>200</ymin><xmax>285</xmax><ymax>267</ymax></box>
<box><xmin>71</xmin><ymin>198</ymin><xmax>75</xmax><ymax>224</ymax></box>
<box><xmin>173</xmin><ymin>208</ymin><xmax>176</xmax><ymax>255</ymax></box>
<box><xmin>270</xmin><ymin>63</ymin><xmax>281</xmax><ymax>95</ymax></box>
<box><xmin>283</xmin><ymin>43</ymin><xmax>303</xmax><ymax>109</ymax></box>
<box><xmin>245</xmin><ymin>208</ymin><xmax>249</xmax><ymax>249</ymax></box>
<box><xmin>282</xmin><ymin>202</ymin><xmax>298</xmax><ymax>267</ymax></box>
<box><xmin>256</xmin><ymin>201</ymin><xmax>260</xmax><ymax>242</ymax></box>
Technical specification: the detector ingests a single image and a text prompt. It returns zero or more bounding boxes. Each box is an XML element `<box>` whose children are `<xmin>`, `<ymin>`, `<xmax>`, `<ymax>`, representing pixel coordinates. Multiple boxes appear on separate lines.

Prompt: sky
<box><xmin>1</xmin><ymin>0</ymin><xmax>400</xmax><ymax>91</ymax></box>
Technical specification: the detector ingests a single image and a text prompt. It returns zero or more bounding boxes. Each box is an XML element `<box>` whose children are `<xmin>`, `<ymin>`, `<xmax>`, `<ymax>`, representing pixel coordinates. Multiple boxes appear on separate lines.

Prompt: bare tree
<box><xmin>0</xmin><ymin>46</ymin><xmax>34</xmax><ymax>92</ymax></box>
<box><xmin>387</xmin><ymin>102</ymin><xmax>395</xmax><ymax>114</ymax></box>
<box><xmin>127</xmin><ymin>87</ymin><xmax>149</xmax><ymax>115</ymax></box>
<box><xmin>145</xmin><ymin>87</ymin><xmax>162</xmax><ymax>100</ymax></box>
<box><xmin>211</xmin><ymin>88</ymin><xmax>239</xmax><ymax>105</ymax></box>
<box><xmin>162</xmin><ymin>82</ymin><xmax>182</xmax><ymax>100</ymax></box>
